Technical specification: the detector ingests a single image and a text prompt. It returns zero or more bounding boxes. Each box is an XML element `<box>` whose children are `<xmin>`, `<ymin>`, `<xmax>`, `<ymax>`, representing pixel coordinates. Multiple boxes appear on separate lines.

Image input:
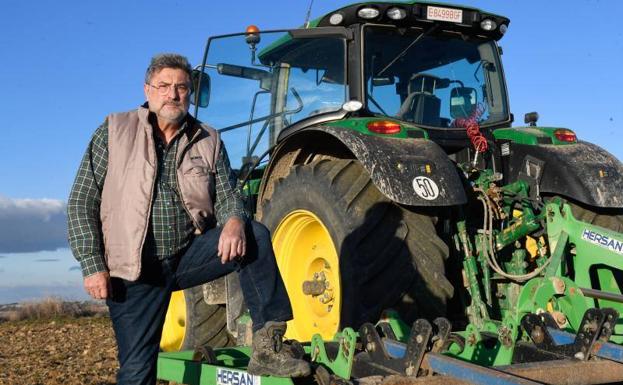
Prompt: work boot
<box><xmin>247</xmin><ymin>321</ymin><xmax>311</xmax><ymax>377</ymax></box>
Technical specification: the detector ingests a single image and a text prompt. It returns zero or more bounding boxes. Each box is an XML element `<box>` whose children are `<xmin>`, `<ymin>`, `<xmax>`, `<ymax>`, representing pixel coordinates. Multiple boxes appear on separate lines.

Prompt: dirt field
<box><xmin>0</xmin><ymin>315</ymin><xmax>169</xmax><ymax>385</ymax></box>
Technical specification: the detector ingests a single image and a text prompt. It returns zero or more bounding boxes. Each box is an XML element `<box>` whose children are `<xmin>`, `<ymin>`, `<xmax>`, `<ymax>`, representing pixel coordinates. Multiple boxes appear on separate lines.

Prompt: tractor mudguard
<box><xmin>503</xmin><ymin>141</ymin><xmax>623</xmax><ymax>208</ymax></box>
<box><xmin>269</xmin><ymin>126</ymin><xmax>467</xmax><ymax>207</ymax></box>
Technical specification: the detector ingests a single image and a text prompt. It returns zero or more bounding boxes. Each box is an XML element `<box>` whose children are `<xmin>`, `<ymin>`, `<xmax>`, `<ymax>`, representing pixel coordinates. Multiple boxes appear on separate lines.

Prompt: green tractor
<box><xmin>158</xmin><ymin>2</ymin><xmax>623</xmax><ymax>383</ymax></box>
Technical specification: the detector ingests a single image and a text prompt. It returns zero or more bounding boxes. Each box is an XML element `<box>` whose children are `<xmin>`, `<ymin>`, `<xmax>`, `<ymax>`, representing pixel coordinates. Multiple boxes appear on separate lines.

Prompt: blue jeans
<box><xmin>106</xmin><ymin>221</ymin><xmax>293</xmax><ymax>385</ymax></box>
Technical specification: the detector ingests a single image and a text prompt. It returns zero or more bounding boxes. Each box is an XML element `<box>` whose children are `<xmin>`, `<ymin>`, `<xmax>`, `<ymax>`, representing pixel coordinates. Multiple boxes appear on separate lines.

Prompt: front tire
<box><xmin>260</xmin><ymin>159</ymin><xmax>453</xmax><ymax>341</ymax></box>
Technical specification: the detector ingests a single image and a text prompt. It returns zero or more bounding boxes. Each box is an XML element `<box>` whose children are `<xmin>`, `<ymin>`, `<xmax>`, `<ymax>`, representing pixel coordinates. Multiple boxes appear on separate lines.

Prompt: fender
<box><xmin>503</xmin><ymin>141</ymin><xmax>623</xmax><ymax>208</ymax></box>
<box><xmin>259</xmin><ymin>125</ymin><xmax>467</xmax><ymax>207</ymax></box>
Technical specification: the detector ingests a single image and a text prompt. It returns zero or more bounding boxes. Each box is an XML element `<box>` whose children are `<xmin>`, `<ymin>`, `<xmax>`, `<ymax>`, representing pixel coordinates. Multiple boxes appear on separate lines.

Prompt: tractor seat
<box><xmin>397</xmin><ymin>74</ymin><xmax>441</xmax><ymax>126</ymax></box>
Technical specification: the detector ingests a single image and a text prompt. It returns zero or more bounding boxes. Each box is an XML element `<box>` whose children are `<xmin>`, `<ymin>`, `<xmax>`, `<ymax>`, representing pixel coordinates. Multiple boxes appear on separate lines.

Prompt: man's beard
<box><xmin>155</xmin><ymin>102</ymin><xmax>187</xmax><ymax>124</ymax></box>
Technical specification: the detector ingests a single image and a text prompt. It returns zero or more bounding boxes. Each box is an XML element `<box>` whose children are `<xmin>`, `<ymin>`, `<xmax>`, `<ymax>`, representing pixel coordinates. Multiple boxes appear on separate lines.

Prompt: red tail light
<box><xmin>554</xmin><ymin>129</ymin><xmax>577</xmax><ymax>143</ymax></box>
<box><xmin>367</xmin><ymin>120</ymin><xmax>401</xmax><ymax>134</ymax></box>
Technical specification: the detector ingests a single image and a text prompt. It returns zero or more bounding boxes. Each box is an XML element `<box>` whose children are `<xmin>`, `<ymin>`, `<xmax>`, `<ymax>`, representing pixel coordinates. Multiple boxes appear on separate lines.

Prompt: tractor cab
<box><xmin>192</xmin><ymin>2</ymin><xmax>511</xmax><ymax>169</ymax></box>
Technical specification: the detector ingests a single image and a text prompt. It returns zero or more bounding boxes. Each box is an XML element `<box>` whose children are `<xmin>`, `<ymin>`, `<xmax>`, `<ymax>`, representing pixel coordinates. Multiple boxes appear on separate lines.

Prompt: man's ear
<box><xmin>144</xmin><ymin>83</ymin><xmax>150</xmax><ymax>100</ymax></box>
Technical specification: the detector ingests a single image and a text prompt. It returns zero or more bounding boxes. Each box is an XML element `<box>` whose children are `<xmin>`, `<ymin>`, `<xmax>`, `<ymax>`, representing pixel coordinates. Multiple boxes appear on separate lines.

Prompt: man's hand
<box><xmin>84</xmin><ymin>271</ymin><xmax>112</xmax><ymax>300</ymax></box>
<box><xmin>218</xmin><ymin>216</ymin><xmax>246</xmax><ymax>264</ymax></box>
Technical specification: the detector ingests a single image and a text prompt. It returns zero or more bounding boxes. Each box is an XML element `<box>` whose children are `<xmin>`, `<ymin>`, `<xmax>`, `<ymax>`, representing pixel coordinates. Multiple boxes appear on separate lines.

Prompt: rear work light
<box><xmin>342</xmin><ymin>100</ymin><xmax>363</xmax><ymax>112</ymax></box>
<box><xmin>480</xmin><ymin>19</ymin><xmax>497</xmax><ymax>31</ymax></box>
<box><xmin>367</xmin><ymin>120</ymin><xmax>402</xmax><ymax>134</ymax></box>
<box><xmin>329</xmin><ymin>12</ymin><xmax>344</xmax><ymax>25</ymax></box>
<box><xmin>554</xmin><ymin>129</ymin><xmax>577</xmax><ymax>143</ymax></box>
<box><xmin>358</xmin><ymin>7</ymin><xmax>380</xmax><ymax>19</ymax></box>
<box><xmin>387</xmin><ymin>7</ymin><xmax>407</xmax><ymax>20</ymax></box>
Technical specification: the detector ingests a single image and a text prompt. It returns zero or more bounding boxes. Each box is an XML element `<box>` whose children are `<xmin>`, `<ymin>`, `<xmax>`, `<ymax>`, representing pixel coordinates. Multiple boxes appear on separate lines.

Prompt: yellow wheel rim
<box><xmin>272</xmin><ymin>209</ymin><xmax>341</xmax><ymax>342</ymax></box>
<box><xmin>160</xmin><ymin>290</ymin><xmax>186</xmax><ymax>351</ymax></box>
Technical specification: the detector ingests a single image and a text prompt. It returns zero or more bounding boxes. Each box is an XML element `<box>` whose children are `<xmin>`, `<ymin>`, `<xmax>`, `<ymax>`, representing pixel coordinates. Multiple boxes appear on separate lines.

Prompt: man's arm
<box><xmin>213</xmin><ymin>145</ymin><xmax>249</xmax><ymax>263</ymax></box>
<box><xmin>67</xmin><ymin>121</ymin><xmax>111</xmax><ymax>298</ymax></box>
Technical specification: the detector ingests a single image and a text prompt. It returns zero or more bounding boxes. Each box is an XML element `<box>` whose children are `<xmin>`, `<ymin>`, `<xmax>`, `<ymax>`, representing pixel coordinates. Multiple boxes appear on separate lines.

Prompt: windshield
<box><xmin>197</xmin><ymin>31</ymin><xmax>347</xmax><ymax>169</ymax></box>
<box><xmin>364</xmin><ymin>26</ymin><xmax>508</xmax><ymax>129</ymax></box>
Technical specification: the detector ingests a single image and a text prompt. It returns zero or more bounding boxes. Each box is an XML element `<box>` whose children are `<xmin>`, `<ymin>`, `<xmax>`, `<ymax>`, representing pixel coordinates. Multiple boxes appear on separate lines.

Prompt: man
<box><xmin>68</xmin><ymin>53</ymin><xmax>310</xmax><ymax>385</ymax></box>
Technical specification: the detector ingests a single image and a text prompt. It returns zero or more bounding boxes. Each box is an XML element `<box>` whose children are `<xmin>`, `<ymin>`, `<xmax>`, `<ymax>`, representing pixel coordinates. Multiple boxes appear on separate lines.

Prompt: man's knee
<box><xmin>249</xmin><ymin>220</ymin><xmax>271</xmax><ymax>242</ymax></box>
<box><xmin>247</xmin><ymin>221</ymin><xmax>275</xmax><ymax>264</ymax></box>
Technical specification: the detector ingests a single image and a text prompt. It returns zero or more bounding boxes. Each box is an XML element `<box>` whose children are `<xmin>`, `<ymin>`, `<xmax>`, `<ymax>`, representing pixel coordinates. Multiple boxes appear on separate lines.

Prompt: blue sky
<box><xmin>0</xmin><ymin>0</ymin><xmax>621</xmax><ymax>303</ymax></box>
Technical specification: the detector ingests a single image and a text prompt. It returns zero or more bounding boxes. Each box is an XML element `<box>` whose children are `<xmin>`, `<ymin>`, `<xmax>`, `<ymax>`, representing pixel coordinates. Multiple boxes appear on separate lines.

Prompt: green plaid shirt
<box><xmin>68</xmin><ymin>117</ymin><xmax>247</xmax><ymax>277</ymax></box>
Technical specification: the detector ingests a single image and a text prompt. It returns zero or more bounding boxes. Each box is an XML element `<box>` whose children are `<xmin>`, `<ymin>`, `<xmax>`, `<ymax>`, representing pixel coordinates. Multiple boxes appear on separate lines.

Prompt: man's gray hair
<box><xmin>145</xmin><ymin>53</ymin><xmax>192</xmax><ymax>84</ymax></box>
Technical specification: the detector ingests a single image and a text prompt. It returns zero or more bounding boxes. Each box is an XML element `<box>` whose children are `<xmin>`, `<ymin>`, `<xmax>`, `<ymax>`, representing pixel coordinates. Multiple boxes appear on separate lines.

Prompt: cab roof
<box><xmin>310</xmin><ymin>1</ymin><xmax>510</xmax><ymax>41</ymax></box>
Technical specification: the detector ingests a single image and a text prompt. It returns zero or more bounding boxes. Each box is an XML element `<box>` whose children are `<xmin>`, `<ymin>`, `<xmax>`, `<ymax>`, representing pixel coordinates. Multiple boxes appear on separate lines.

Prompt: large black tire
<box><xmin>181</xmin><ymin>286</ymin><xmax>234</xmax><ymax>349</ymax></box>
<box><xmin>162</xmin><ymin>285</ymin><xmax>233</xmax><ymax>351</ymax></box>
<box><xmin>260</xmin><ymin>159</ymin><xmax>453</xmax><ymax>336</ymax></box>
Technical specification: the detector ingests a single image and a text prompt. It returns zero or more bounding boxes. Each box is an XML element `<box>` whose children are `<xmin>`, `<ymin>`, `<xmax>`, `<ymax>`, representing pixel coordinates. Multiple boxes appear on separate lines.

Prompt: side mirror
<box><xmin>450</xmin><ymin>87</ymin><xmax>477</xmax><ymax>119</ymax></box>
<box><xmin>216</xmin><ymin>63</ymin><xmax>272</xmax><ymax>91</ymax></box>
<box><xmin>191</xmin><ymin>69</ymin><xmax>210</xmax><ymax>108</ymax></box>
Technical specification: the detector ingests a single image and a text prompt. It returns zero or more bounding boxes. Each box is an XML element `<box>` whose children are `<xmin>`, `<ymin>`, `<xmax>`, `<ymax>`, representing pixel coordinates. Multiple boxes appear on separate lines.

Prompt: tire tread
<box><xmin>180</xmin><ymin>286</ymin><xmax>234</xmax><ymax>350</ymax></box>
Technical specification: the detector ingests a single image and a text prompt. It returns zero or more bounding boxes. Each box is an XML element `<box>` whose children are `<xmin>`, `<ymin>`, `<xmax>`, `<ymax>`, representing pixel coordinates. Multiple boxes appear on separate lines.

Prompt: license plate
<box><xmin>426</xmin><ymin>6</ymin><xmax>463</xmax><ymax>23</ymax></box>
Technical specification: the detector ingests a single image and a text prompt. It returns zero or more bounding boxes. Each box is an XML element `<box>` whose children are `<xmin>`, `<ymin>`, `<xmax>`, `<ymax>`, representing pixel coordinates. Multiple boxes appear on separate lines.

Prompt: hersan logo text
<box><xmin>216</xmin><ymin>368</ymin><xmax>261</xmax><ymax>385</ymax></box>
<box><xmin>582</xmin><ymin>229</ymin><xmax>623</xmax><ymax>255</ymax></box>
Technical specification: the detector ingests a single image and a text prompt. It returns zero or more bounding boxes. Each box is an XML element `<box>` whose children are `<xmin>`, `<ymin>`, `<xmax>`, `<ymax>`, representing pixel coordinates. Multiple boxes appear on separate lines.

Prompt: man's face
<box><xmin>144</xmin><ymin>67</ymin><xmax>191</xmax><ymax>125</ymax></box>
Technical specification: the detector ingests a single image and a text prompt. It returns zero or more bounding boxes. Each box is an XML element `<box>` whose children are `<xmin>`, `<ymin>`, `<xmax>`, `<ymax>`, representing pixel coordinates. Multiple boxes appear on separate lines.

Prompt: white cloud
<box><xmin>0</xmin><ymin>195</ymin><xmax>67</xmax><ymax>253</ymax></box>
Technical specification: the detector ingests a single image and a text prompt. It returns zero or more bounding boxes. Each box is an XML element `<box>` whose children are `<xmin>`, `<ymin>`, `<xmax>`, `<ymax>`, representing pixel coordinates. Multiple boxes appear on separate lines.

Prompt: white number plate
<box><xmin>426</xmin><ymin>6</ymin><xmax>463</xmax><ymax>23</ymax></box>
<box><xmin>413</xmin><ymin>176</ymin><xmax>440</xmax><ymax>200</ymax></box>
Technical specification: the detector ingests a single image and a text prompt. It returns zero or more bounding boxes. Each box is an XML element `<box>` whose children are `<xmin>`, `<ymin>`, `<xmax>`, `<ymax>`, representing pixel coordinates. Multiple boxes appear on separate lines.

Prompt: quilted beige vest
<box><xmin>100</xmin><ymin>106</ymin><xmax>221</xmax><ymax>281</ymax></box>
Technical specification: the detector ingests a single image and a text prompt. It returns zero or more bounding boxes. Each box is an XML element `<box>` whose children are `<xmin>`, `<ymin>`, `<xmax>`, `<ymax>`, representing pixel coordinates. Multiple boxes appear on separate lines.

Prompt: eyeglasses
<box><xmin>147</xmin><ymin>82</ymin><xmax>191</xmax><ymax>96</ymax></box>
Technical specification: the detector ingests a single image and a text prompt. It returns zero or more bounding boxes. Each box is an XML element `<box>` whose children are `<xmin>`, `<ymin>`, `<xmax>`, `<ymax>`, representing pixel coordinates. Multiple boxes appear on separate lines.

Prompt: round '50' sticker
<box><xmin>412</xmin><ymin>176</ymin><xmax>439</xmax><ymax>200</ymax></box>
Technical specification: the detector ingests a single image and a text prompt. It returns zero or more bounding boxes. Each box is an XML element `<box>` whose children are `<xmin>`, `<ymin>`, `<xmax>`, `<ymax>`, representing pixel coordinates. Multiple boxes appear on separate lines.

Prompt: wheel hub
<box><xmin>305</xmin><ymin>264</ymin><xmax>335</xmax><ymax>311</ymax></box>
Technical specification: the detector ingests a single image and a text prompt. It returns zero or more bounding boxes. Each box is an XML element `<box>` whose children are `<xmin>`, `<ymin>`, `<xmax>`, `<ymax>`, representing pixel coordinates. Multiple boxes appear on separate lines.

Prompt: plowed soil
<box><xmin>0</xmin><ymin>316</ymin><xmax>169</xmax><ymax>385</ymax></box>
